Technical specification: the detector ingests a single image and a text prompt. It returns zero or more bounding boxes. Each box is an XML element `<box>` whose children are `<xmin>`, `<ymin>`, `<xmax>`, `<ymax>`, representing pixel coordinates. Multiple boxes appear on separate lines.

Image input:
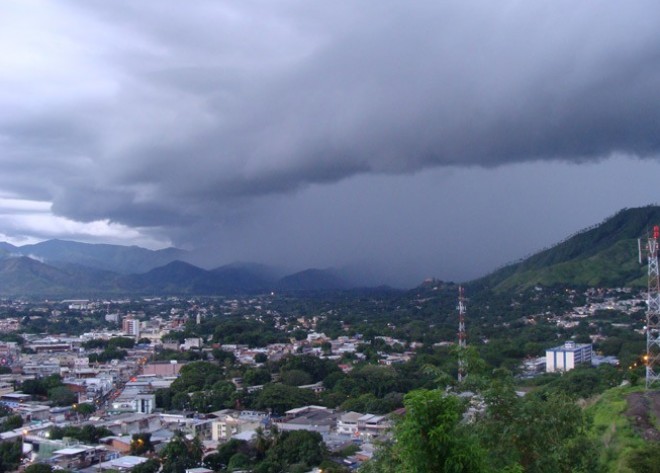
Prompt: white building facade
<box><xmin>545</xmin><ymin>341</ymin><xmax>592</xmax><ymax>372</ymax></box>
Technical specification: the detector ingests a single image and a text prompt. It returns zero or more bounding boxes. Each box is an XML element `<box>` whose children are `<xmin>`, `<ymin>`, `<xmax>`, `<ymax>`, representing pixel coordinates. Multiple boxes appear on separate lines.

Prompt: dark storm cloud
<box><xmin>1</xmin><ymin>1</ymin><xmax>660</xmax><ymax>240</ymax></box>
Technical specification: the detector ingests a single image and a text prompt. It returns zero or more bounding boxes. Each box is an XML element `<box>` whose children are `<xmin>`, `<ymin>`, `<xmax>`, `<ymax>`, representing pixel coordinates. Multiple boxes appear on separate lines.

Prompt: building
<box><xmin>275</xmin><ymin>406</ymin><xmax>337</xmax><ymax>434</ymax></box>
<box><xmin>545</xmin><ymin>341</ymin><xmax>592</xmax><ymax>373</ymax></box>
<box><xmin>122</xmin><ymin>317</ymin><xmax>140</xmax><ymax>338</ymax></box>
<box><xmin>337</xmin><ymin>411</ymin><xmax>362</xmax><ymax>436</ymax></box>
<box><xmin>211</xmin><ymin>410</ymin><xmax>268</xmax><ymax>442</ymax></box>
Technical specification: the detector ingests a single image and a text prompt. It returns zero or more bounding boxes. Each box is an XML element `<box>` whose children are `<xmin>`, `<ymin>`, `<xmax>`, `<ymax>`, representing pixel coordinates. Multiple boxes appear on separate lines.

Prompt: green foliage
<box><xmin>211</xmin><ymin>317</ymin><xmax>288</xmax><ymax>347</ymax></box>
<box><xmin>74</xmin><ymin>403</ymin><xmax>96</xmax><ymax>416</ymax></box>
<box><xmin>278</xmin><ymin>355</ymin><xmax>340</xmax><ymax>383</ymax></box>
<box><xmin>171</xmin><ymin>362</ymin><xmax>225</xmax><ymax>392</ymax></box>
<box><xmin>477</xmin><ymin>206</ymin><xmax>660</xmax><ymax>291</ymax></box>
<box><xmin>243</xmin><ymin>368</ymin><xmax>271</xmax><ymax>386</ymax></box>
<box><xmin>83</xmin><ymin>337</ymin><xmax>135</xmax><ymax>350</ymax></box>
<box><xmin>280</xmin><ymin>369</ymin><xmax>312</xmax><ymax>387</ymax></box>
<box><xmin>358</xmin><ymin>441</ymin><xmax>399</xmax><ymax>473</ymax></box>
<box><xmin>48</xmin><ymin>425</ymin><xmax>113</xmax><ymax>444</ymax></box>
<box><xmin>586</xmin><ymin>384</ymin><xmax>648</xmax><ymax>472</ymax></box>
<box><xmin>339</xmin><ymin>392</ymin><xmax>403</xmax><ymax>415</ymax></box>
<box><xmin>130</xmin><ymin>433</ymin><xmax>154</xmax><ymax>455</ymax></box>
<box><xmin>626</xmin><ymin>442</ymin><xmax>660</xmax><ymax>473</ymax></box>
<box><xmin>227</xmin><ymin>451</ymin><xmax>251</xmax><ymax>470</ymax></box>
<box><xmin>479</xmin><ymin>373</ymin><xmax>599</xmax><ymax>473</ymax></box>
<box><xmin>131</xmin><ymin>459</ymin><xmax>160</xmax><ymax>473</ymax></box>
<box><xmin>23</xmin><ymin>463</ymin><xmax>53</xmax><ymax>473</ymax></box>
<box><xmin>48</xmin><ymin>386</ymin><xmax>77</xmax><ymax>406</ymax></box>
<box><xmin>254</xmin><ymin>352</ymin><xmax>268</xmax><ymax>363</ymax></box>
<box><xmin>253</xmin><ymin>384</ymin><xmax>316</xmax><ymax>415</ymax></box>
<box><xmin>0</xmin><ymin>440</ymin><xmax>22</xmax><ymax>473</ymax></box>
<box><xmin>393</xmin><ymin>389</ymin><xmax>487</xmax><ymax>473</ymax></box>
<box><xmin>0</xmin><ymin>415</ymin><xmax>22</xmax><ymax>433</ymax></box>
<box><xmin>271</xmin><ymin>430</ymin><xmax>325</xmax><ymax>467</ymax></box>
<box><xmin>362</xmin><ymin>369</ymin><xmax>603</xmax><ymax>473</ymax></box>
<box><xmin>21</xmin><ymin>374</ymin><xmax>63</xmax><ymax>396</ymax></box>
<box><xmin>156</xmin><ymin>361</ymin><xmax>236</xmax><ymax>413</ymax></box>
<box><xmin>216</xmin><ymin>439</ymin><xmax>250</xmax><ymax>467</ymax></box>
<box><xmin>88</xmin><ymin>347</ymin><xmax>128</xmax><ymax>363</ymax></box>
<box><xmin>537</xmin><ymin>365</ymin><xmax>623</xmax><ymax>400</ymax></box>
<box><xmin>159</xmin><ymin>431</ymin><xmax>203</xmax><ymax>473</ymax></box>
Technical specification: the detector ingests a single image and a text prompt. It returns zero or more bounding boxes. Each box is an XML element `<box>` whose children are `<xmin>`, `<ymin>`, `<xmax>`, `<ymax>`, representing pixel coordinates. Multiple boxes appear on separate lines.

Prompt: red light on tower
<box><xmin>654</xmin><ymin>225</ymin><xmax>659</xmax><ymax>240</ymax></box>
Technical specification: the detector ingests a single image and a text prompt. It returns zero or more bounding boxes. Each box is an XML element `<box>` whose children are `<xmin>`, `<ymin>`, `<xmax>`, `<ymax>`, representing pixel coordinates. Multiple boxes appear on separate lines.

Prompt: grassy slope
<box><xmin>494</xmin><ymin>240</ymin><xmax>644</xmax><ymax>291</ymax></box>
<box><xmin>586</xmin><ymin>384</ymin><xmax>647</xmax><ymax>473</ymax></box>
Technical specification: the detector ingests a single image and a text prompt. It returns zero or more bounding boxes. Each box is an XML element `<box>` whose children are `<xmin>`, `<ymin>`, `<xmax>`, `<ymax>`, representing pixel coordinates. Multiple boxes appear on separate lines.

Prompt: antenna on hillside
<box><xmin>457</xmin><ymin>286</ymin><xmax>467</xmax><ymax>383</ymax></box>
<box><xmin>639</xmin><ymin>225</ymin><xmax>660</xmax><ymax>389</ymax></box>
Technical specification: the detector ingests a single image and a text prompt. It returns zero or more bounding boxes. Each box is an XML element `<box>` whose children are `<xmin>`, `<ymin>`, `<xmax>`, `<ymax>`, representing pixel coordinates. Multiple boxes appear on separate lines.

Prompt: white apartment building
<box><xmin>545</xmin><ymin>341</ymin><xmax>592</xmax><ymax>373</ymax></box>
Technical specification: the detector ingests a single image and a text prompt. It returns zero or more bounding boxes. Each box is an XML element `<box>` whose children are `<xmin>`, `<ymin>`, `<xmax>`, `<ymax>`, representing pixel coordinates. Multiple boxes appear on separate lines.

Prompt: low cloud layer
<box><xmin>1</xmin><ymin>2</ymin><xmax>659</xmax><ymax>283</ymax></box>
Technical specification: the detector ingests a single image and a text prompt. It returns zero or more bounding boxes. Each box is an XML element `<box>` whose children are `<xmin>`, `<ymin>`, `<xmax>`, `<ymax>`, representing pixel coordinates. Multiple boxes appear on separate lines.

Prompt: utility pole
<box><xmin>639</xmin><ymin>225</ymin><xmax>660</xmax><ymax>388</ymax></box>
<box><xmin>458</xmin><ymin>286</ymin><xmax>467</xmax><ymax>383</ymax></box>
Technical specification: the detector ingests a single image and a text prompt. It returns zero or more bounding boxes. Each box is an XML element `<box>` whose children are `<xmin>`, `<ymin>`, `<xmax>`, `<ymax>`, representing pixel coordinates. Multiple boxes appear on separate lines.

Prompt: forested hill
<box><xmin>473</xmin><ymin>205</ymin><xmax>660</xmax><ymax>291</ymax></box>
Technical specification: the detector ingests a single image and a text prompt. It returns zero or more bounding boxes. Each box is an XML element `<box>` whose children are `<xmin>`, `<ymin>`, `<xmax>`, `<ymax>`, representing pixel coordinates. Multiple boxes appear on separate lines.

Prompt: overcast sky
<box><xmin>1</xmin><ymin>1</ymin><xmax>660</xmax><ymax>287</ymax></box>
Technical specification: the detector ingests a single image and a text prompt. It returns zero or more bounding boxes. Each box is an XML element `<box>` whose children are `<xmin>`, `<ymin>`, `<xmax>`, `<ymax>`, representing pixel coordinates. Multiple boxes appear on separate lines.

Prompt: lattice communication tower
<box><xmin>639</xmin><ymin>225</ymin><xmax>660</xmax><ymax>389</ymax></box>
<box><xmin>457</xmin><ymin>285</ymin><xmax>467</xmax><ymax>383</ymax></box>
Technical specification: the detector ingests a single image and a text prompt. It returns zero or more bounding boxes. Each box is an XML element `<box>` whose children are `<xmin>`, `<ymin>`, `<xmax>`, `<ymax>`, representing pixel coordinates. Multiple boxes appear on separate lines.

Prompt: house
<box><xmin>275</xmin><ymin>406</ymin><xmax>337</xmax><ymax>434</ymax></box>
<box><xmin>356</xmin><ymin>414</ymin><xmax>391</xmax><ymax>438</ymax></box>
<box><xmin>336</xmin><ymin>411</ymin><xmax>362</xmax><ymax>436</ymax></box>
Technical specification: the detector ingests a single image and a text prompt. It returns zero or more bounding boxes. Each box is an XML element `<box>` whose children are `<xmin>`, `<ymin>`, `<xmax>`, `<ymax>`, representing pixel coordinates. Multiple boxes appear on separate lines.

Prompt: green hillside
<box><xmin>586</xmin><ymin>384</ymin><xmax>660</xmax><ymax>473</ymax></box>
<box><xmin>475</xmin><ymin>206</ymin><xmax>660</xmax><ymax>291</ymax></box>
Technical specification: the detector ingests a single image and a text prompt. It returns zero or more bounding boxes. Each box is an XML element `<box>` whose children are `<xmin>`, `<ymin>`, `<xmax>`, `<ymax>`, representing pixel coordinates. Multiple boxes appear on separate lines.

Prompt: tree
<box><xmin>266</xmin><ymin>430</ymin><xmax>326</xmax><ymax>470</ymax></box>
<box><xmin>479</xmin><ymin>373</ymin><xmax>598</xmax><ymax>473</ymax></box>
<box><xmin>254</xmin><ymin>384</ymin><xmax>316</xmax><ymax>415</ymax></box>
<box><xmin>74</xmin><ymin>403</ymin><xmax>96</xmax><ymax>417</ymax></box>
<box><xmin>130</xmin><ymin>433</ymin><xmax>154</xmax><ymax>455</ymax></box>
<box><xmin>171</xmin><ymin>362</ymin><xmax>224</xmax><ymax>393</ymax></box>
<box><xmin>227</xmin><ymin>452</ymin><xmax>251</xmax><ymax>471</ymax></box>
<box><xmin>160</xmin><ymin>432</ymin><xmax>203</xmax><ymax>473</ymax></box>
<box><xmin>280</xmin><ymin>369</ymin><xmax>312</xmax><ymax>387</ymax></box>
<box><xmin>48</xmin><ymin>387</ymin><xmax>76</xmax><ymax>406</ymax></box>
<box><xmin>243</xmin><ymin>368</ymin><xmax>271</xmax><ymax>387</ymax></box>
<box><xmin>0</xmin><ymin>440</ymin><xmax>22</xmax><ymax>473</ymax></box>
<box><xmin>392</xmin><ymin>389</ymin><xmax>487</xmax><ymax>473</ymax></box>
<box><xmin>0</xmin><ymin>415</ymin><xmax>22</xmax><ymax>433</ymax></box>
<box><xmin>216</xmin><ymin>439</ymin><xmax>250</xmax><ymax>467</ymax></box>
<box><xmin>21</xmin><ymin>374</ymin><xmax>63</xmax><ymax>397</ymax></box>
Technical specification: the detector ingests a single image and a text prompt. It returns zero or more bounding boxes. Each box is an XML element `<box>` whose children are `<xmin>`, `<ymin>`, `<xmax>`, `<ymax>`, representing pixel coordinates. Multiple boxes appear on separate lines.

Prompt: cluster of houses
<box><xmin>0</xmin><ymin>308</ymin><xmax>409</xmax><ymax>470</ymax></box>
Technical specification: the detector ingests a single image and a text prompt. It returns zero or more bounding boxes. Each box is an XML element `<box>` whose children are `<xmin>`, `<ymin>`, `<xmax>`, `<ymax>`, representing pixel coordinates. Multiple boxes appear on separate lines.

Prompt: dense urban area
<box><xmin>0</xmin><ymin>279</ymin><xmax>652</xmax><ymax>473</ymax></box>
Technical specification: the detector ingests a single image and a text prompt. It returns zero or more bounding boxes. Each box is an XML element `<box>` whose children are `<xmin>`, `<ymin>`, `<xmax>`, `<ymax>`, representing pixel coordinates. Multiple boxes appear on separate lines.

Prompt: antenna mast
<box><xmin>457</xmin><ymin>286</ymin><xmax>467</xmax><ymax>383</ymax></box>
<box><xmin>639</xmin><ymin>225</ymin><xmax>660</xmax><ymax>389</ymax></box>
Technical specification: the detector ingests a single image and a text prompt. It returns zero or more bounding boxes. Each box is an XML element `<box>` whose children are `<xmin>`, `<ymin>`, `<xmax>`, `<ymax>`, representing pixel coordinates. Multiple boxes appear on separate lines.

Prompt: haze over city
<box><xmin>2</xmin><ymin>1</ymin><xmax>660</xmax><ymax>287</ymax></box>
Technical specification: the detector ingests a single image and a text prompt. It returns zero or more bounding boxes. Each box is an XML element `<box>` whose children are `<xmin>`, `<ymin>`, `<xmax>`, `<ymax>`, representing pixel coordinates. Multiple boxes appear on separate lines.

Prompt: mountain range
<box><xmin>0</xmin><ymin>205</ymin><xmax>658</xmax><ymax>296</ymax></box>
<box><xmin>0</xmin><ymin>240</ymin><xmax>352</xmax><ymax>296</ymax></box>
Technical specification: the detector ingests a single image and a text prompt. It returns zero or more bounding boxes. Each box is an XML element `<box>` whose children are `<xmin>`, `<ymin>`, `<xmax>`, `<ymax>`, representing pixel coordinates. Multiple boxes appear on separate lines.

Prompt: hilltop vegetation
<box><xmin>586</xmin><ymin>385</ymin><xmax>660</xmax><ymax>473</ymax></box>
<box><xmin>476</xmin><ymin>206</ymin><xmax>660</xmax><ymax>291</ymax></box>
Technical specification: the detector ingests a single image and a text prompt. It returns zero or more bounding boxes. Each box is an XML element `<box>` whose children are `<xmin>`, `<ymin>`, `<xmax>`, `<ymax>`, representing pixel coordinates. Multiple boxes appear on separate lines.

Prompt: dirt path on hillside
<box><xmin>625</xmin><ymin>391</ymin><xmax>660</xmax><ymax>441</ymax></box>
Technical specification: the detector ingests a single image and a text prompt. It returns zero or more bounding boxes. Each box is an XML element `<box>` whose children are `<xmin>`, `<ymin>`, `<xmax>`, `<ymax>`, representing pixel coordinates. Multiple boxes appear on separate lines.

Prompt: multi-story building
<box><xmin>122</xmin><ymin>317</ymin><xmax>140</xmax><ymax>338</ymax></box>
<box><xmin>545</xmin><ymin>341</ymin><xmax>592</xmax><ymax>372</ymax></box>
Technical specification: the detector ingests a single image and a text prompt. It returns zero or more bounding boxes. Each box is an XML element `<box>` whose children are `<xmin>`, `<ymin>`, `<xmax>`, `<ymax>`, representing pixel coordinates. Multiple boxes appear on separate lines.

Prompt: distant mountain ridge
<box><xmin>0</xmin><ymin>239</ymin><xmax>355</xmax><ymax>296</ymax></box>
<box><xmin>473</xmin><ymin>205</ymin><xmax>660</xmax><ymax>291</ymax></box>
<box><xmin>3</xmin><ymin>239</ymin><xmax>187</xmax><ymax>274</ymax></box>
